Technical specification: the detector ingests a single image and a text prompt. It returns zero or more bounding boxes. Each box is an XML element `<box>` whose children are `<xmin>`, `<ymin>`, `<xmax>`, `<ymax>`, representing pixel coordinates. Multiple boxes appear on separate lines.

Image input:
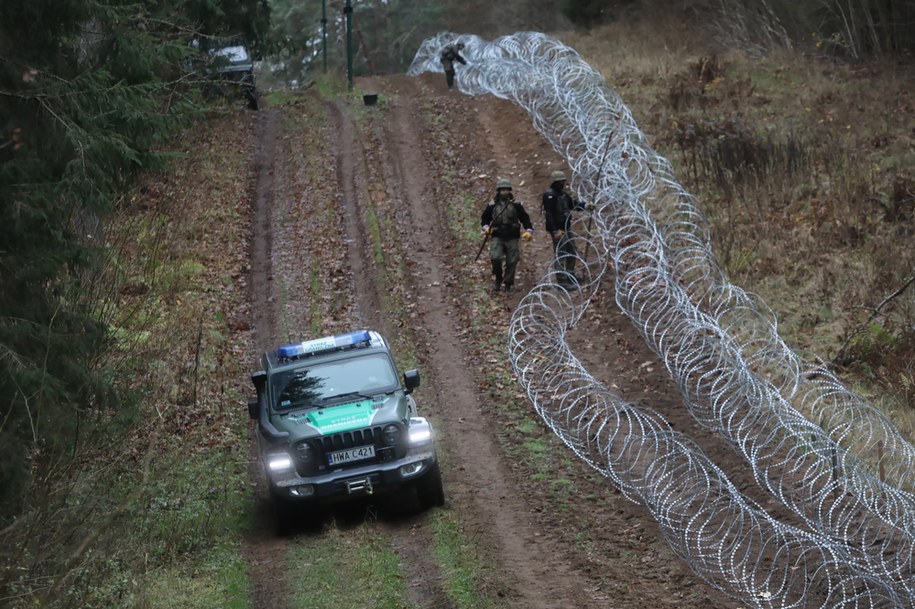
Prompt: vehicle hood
<box><xmin>272</xmin><ymin>393</ymin><xmax>407</xmax><ymax>441</ymax></box>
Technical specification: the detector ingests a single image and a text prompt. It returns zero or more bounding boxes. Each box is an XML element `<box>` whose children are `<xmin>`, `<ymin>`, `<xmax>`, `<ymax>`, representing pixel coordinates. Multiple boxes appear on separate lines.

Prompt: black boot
<box><xmin>503</xmin><ymin>283</ymin><xmax>513</xmax><ymax>294</ymax></box>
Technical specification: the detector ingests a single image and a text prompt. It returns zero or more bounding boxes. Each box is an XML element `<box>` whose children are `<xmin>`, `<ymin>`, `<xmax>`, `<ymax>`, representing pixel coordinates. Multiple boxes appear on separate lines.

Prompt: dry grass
<box><xmin>562</xmin><ymin>19</ymin><xmax>915</xmax><ymax>412</ymax></box>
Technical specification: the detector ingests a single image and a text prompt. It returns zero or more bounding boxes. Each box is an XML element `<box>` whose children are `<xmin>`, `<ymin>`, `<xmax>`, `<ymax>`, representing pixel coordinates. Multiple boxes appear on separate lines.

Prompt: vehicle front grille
<box><xmin>322</xmin><ymin>427</ymin><xmax>382</xmax><ymax>451</ymax></box>
<box><xmin>293</xmin><ymin>425</ymin><xmax>407</xmax><ymax>474</ymax></box>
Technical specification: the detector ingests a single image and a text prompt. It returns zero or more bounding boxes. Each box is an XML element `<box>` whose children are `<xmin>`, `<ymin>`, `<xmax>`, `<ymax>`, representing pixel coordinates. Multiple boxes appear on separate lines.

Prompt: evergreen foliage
<box><xmin>263</xmin><ymin>0</ymin><xmax>565</xmax><ymax>85</ymax></box>
<box><xmin>187</xmin><ymin>0</ymin><xmax>272</xmax><ymax>56</ymax></box>
<box><xmin>266</xmin><ymin>0</ymin><xmax>453</xmax><ymax>80</ymax></box>
<box><xmin>0</xmin><ymin>0</ymin><xmax>267</xmax><ymax>523</ymax></box>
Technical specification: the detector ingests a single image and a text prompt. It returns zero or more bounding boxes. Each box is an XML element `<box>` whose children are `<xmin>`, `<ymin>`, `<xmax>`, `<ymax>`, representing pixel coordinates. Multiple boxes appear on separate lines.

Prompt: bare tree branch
<box><xmin>834</xmin><ymin>273</ymin><xmax>915</xmax><ymax>364</ymax></box>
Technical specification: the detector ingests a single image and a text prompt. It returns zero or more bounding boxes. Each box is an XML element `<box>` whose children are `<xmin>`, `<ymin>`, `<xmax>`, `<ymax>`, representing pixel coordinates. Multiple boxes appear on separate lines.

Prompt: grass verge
<box><xmin>288</xmin><ymin>524</ymin><xmax>409</xmax><ymax>609</ymax></box>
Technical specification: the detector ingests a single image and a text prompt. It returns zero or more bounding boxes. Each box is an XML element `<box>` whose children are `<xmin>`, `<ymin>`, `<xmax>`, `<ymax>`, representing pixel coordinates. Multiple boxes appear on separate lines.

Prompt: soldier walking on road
<box><xmin>481</xmin><ymin>179</ymin><xmax>533</xmax><ymax>294</ymax></box>
<box><xmin>439</xmin><ymin>42</ymin><xmax>467</xmax><ymax>90</ymax></box>
<box><xmin>542</xmin><ymin>170</ymin><xmax>593</xmax><ymax>288</ymax></box>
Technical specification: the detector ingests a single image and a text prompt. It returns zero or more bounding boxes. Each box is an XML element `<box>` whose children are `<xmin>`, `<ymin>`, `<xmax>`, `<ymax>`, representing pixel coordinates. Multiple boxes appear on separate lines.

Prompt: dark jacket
<box><xmin>481</xmin><ymin>196</ymin><xmax>533</xmax><ymax>240</ymax></box>
<box><xmin>439</xmin><ymin>45</ymin><xmax>467</xmax><ymax>68</ymax></box>
<box><xmin>542</xmin><ymin>185</ymin><xmax>584</xmax><ymax>233</ymax></box>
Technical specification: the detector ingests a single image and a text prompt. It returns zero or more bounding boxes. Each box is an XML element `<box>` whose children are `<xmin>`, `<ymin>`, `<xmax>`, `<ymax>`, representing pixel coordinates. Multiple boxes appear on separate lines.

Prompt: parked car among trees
<box><xmin>205</xmin><ymin>43</ymin><xmax>259</xmax><ymax>110</ymax></box>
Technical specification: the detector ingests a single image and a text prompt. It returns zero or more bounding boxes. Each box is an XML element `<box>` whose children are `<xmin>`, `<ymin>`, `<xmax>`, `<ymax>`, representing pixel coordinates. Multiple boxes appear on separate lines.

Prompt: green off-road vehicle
<box><xmin>248</xmin><ymin>330</ymin><xmax>444</xmax><ymax>528</ymax></box>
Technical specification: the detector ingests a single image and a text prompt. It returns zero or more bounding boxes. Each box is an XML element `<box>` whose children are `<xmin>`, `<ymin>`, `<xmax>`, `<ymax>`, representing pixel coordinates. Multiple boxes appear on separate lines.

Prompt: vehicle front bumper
<box><xmin>268</xmin><ymin>448</ymin><xmax>437</xmax><ymax>503</ymax></box>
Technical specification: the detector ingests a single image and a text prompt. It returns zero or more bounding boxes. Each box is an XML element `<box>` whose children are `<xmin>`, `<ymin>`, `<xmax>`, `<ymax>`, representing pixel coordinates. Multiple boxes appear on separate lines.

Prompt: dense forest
<box><xmin>1</xmin><ymin>0</ymin><xmax>913</xmax><ymax>606</ymax></box>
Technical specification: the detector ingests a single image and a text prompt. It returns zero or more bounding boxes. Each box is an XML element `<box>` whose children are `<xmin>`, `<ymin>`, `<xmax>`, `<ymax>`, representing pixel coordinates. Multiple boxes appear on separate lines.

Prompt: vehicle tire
<box><xmin>242</xmin><ymin>72</ymin><xmax>258</xmax><ymax>110</ymax></box>
<box><xmin>247</xmin><ymin>91</ymin><xmax>259</xmax><ymax>110</ymax></box>
<box><xmin>416</xmin><ymin>462</ymin><xmax>445</xmax><ymax>510</ymax></box>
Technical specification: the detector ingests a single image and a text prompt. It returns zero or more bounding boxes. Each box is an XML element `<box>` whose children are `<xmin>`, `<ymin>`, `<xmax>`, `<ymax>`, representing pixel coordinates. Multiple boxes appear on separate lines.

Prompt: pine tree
<box><xmin>0</xmin><ymin>0</ymin><xmax>268</xmax><ymax>522</ymax></box>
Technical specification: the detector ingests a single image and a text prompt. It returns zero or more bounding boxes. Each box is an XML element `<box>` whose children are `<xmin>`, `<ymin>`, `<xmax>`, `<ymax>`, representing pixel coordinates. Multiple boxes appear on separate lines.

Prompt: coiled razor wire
<box><xmin>409</xmin><ymin>33</ymin><xmax>915</xmax><ymax>608</ymax></box>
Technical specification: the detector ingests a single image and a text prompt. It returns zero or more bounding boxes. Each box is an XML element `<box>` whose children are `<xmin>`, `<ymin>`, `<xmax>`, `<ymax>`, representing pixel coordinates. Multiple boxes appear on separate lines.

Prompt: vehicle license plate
<box><xmin>327</xmin><ymin>445</ymin><xmax>375</xmax><ymax>466</ymax></box>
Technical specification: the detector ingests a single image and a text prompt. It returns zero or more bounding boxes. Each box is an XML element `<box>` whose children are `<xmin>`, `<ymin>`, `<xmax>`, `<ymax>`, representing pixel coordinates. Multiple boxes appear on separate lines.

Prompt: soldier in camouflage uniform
<box><xmin>481</xmin><ymin>179</ymin><xmax>533</xmax><ymax>294</ymax></box>
<box><xmin>542</xmin><ymin>170</ymin><xmax>593</xmax><ymax>288</ymax></box>
<box><xmin>439</xmin><ymin>42</ymin><xmax>467</xmax><ymax>89</ymax></box>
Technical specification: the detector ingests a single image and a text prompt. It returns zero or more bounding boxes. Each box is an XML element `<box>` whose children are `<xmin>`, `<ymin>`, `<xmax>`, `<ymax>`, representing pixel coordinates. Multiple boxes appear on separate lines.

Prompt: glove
<box><xmin>586</xmin><ymin>202</ymin><xmax>596</xmax><ymax>211</ymax></box>
<box><xmin>482</xmin><ymin>225</ymin><xmax>492</xmax><ymax>235</ymax></box>
<box><xmin>521</xmin><ymin>230</ymin><xmax>532</xmax><ymax>241</ymax></box>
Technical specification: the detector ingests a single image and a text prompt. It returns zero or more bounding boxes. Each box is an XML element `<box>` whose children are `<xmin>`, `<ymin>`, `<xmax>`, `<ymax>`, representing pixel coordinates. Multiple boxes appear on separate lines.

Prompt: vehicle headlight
<box><xmin>383</xmin><ymin>424</ymin><xmax>400</xmax><ymax>446</ymax></box>
<box><xmin>267</xmin><ymin>452</ymin><xmax>293</xmax><ymax>472</ymax></box>
<box><xmin>408</xmin><ymin>419</ymin><xmax>433</xmax><ymax>445</ymax></box>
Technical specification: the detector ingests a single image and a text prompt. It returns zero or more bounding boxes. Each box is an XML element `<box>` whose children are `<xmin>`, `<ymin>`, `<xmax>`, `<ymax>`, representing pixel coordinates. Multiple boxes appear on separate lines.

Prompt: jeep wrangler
<box><xmin>248</xmin><ymin>330</ymin><xmax>444</xmax><ymax>528</ymax></box>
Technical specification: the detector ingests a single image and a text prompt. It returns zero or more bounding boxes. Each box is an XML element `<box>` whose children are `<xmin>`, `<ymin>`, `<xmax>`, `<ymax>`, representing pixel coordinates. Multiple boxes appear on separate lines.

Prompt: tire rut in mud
<box><xmin>327</xmin><ymin>98</ymin><xmax>458</xmax><ymax>609</ymax></box>
<box><xmin>245</xmin><ymin>107</ymin><xmax>293</xmax><ymax>609</ymax></box>
<box><xmin>244</xmin><ymin>95</ymin><xmax>459</xmax><ymax>609</ymax></box>
<box><xmin>353</xmin><ymin>75</ymin><xmax>601</xmax><ymax>608</ymax></box>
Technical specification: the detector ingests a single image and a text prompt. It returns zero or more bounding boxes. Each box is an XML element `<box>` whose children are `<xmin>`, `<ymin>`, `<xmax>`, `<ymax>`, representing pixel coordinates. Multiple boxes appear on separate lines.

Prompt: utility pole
<box><xmin>344</xmin><ymin>0</ymin><xmax>353</xmax><ymax>90</ymax></box>
<box><xmin>321</xmin><ymin>0</ymin><xmax>327</xmax><ymax>73</ymax></box>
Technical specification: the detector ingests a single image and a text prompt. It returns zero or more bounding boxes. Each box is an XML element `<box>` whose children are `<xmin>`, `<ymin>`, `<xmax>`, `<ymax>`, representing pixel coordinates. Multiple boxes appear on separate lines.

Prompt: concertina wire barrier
<box><xmin>409</xmin><ymin>33</ymin><xmax>915</xmax><ymax>608</ymax></box>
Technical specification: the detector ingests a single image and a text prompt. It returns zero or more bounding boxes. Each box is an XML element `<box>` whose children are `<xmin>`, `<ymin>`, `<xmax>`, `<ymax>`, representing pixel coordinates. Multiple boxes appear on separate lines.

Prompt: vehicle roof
<box><xmin>262</xmin><ymin>330</ymin><xmax>390</xmax><ymax>373</ymax></box>
<box><xmin>210</xmin><ymin>45</ymin><xmax>251</xmax><ymax>63</ymax></box>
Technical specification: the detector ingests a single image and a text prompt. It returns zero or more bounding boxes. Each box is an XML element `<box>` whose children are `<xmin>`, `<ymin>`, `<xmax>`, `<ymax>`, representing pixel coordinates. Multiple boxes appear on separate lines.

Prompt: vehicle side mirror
<box><xmin>249</xmin><ymin>369</ymin><xmax>289</xmax><ymax>441</ymax></box>
<box><xmin>403</xmin><ymin>369</ymin><xmax>420</xmax><ymax>394</ymax></box>
<box><xmin>247</xmin><ymin>398</ymin><xmax>258</xmax><ymax>420</ymax></box>
<box><xmin>251</xmin><ymin>370</ymin><xmax>267</xmax><ymax>393</ymax></box>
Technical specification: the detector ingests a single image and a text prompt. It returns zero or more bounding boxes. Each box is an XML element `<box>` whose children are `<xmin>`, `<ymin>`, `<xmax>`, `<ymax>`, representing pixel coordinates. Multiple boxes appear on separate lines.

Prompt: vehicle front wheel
<box><xmin>416</xmin><ymin>463</ymin><xmax>445</xmax><ymax>510</ymax></box>
<box><xmin>246</xmin><ymin>89</ymin><xmax>259</xmax><ymax>110</ymax></box>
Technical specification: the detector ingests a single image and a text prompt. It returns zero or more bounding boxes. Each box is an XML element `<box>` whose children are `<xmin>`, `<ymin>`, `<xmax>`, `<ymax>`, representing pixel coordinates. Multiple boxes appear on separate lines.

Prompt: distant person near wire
<box><xmin>439</xmin><ymin>42</ymin><xmax>467</xmax><ymax>90</ymax></box>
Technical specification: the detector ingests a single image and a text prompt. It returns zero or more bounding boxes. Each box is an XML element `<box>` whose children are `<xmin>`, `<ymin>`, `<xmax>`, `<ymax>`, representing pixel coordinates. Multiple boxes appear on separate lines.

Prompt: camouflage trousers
<box><xmin>490</xmin><ymin>237</ymin><xmax>520</xmax><ymax>287</ymax></box>
<box><xmin>552</xmin><ymin>230</ymin><xmax>578</xmax><ymax>283</ymax></box>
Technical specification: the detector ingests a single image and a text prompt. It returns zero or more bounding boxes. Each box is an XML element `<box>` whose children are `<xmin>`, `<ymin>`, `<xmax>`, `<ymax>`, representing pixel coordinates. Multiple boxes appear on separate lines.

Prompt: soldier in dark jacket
<box><xmin>439</xmin><ymin>42</ymin><xmax>467</xmax><ymax>89</ymax></box>
<box><xmin>481</xmin><ymin>178</ymin><xmax>533</xmax><ymax>294</ymax></box>
<box><xmin>542</xmin><ymin>170</ymin><xmax>593</xmax><ymax>287</ymax></box>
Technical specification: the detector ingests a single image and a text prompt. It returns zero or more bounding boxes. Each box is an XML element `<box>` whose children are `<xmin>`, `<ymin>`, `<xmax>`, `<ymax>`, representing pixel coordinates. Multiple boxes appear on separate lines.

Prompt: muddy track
<box><xmin>242</xmin><ymin>74</ymin><xmax>752</xmax><ymax>608</ymax></box>
<box><xmin>245</xmin><ymin>107</ymin><xmax>292</xmax><ymax>609</ymax></box>
<box><xmin>364</xmin><ymin>75</ymin><xmax>601</xmax><ymax>608</ymax></box>
<box><xmin>237</xmin><ymin>83</ymin><xmax>603</xmax><ymax>607</ymax></box>
<box><xmin>325</xmin><ymin>85</ymin><xmax>593</xmax><ymax>607</ymax></box>
<box><xmin>328</xmin><ymin>97</ymin><xmax>458</xmax><ymax>608</ymax></box>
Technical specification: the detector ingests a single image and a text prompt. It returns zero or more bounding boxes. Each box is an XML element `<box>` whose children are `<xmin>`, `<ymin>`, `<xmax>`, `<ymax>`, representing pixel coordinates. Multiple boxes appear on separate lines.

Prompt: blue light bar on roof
<box><xmin>277</xmin><ymin>330</ymin><xmax>372</xmax><ymax>359</ymax></box>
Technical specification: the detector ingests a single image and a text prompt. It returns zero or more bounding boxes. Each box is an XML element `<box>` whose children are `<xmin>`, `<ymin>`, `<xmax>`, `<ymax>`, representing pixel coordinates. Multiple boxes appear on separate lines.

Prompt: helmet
<box><xmin>550</xmin><ymin>170</ymin><xmax>567</xmax><ymax>182</ymax></box>
<box><xmin>496</xmin><ymin>178</ymin><xmax>512</xmax><ymax>190</ymax></box>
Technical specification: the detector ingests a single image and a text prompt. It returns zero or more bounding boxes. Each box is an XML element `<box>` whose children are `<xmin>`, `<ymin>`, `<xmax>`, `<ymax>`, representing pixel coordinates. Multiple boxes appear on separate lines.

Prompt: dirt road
<box><xmin>242</xmin><ymin>73</ymin><xmax>745</xmax><ymax>608</ymax></box>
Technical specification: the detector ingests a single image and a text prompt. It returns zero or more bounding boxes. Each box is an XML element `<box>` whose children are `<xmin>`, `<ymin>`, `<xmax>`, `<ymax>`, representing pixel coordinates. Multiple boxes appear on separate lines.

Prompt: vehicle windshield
<box><xmin>270</xmin><ymin>353</ymin><xmax>398</xmax><ymax>411</ymax></box>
